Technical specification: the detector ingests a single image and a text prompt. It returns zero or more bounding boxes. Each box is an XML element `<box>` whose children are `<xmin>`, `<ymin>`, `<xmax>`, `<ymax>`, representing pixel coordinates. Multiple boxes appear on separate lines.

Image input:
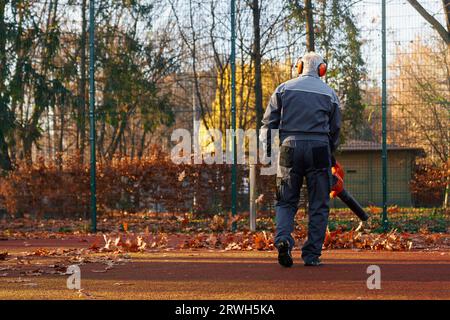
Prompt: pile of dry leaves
<box><xmin>178</xmin><ymin>231</ymin><xmax>274</xmax><ymax>251</ymax></box>
<box><xmin>323</xmin><ymin>228</ymin><xmax>413</xmax><ymax>250</ymax></box>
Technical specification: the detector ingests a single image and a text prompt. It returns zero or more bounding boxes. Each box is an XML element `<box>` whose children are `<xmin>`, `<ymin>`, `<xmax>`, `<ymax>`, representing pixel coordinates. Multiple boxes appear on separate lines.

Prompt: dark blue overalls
<box><xmin>261</xmin><ymin>72</ymin><xmax>341</xmax><ymax>264</ymax></box>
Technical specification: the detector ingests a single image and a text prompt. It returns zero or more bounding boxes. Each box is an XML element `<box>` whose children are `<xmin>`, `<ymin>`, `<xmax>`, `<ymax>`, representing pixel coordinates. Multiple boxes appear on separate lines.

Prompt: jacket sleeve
<box><xmin>260</xmin><ymin>85</ymin><xmax>283</xmax><ymax>157</ymax></box>
<box><xmin>329</xmin><ymin>91</ymin><xmax>341</xmax><ymax>153</ymax></box>
<box><xmin>261</xmin><ymin>86</ymin><xmax>283</xmax><ymax>131</ymax></box>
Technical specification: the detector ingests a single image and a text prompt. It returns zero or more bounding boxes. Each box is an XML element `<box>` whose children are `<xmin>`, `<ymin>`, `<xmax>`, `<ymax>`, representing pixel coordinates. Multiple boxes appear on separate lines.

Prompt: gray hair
<box><xmin>301</xmin><ymin>52</ymin><xmax>325</xmax><ymax>75</ymax></box>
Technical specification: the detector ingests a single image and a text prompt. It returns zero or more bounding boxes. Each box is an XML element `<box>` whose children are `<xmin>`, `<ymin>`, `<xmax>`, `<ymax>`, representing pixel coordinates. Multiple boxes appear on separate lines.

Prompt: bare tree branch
<box><xmin>407</xmin><ymin>0</ymin><xmax>450</xmax><ymax>45</ymax></box>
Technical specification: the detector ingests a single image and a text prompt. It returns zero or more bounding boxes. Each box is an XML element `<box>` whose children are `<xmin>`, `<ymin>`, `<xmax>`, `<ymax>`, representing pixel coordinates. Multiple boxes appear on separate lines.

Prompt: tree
<box><xmin>95</xmin><ymin>1</ymin><xmax>176</xmax><ymax>159</ymax></box>
<box><xmin>389</xmin><ymin>37</ymin><xmax>449</xmax><ymax>207</ymax></box>
<box><xmin>406</xmin><ymin>0</ymin><xmax>449</xmax><ymax>46</ymax></box>
<box><xmin>390</xmin><ymin>38</ymin><xmax>449</xmax><ymax>165</ymax></box>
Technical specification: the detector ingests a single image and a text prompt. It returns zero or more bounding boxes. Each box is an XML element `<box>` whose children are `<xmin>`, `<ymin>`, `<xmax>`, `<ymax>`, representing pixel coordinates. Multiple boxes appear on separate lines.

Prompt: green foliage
<box><xmin>0</xmin><ymin>0</ymin><xmax>176</xmax><ymax>164</ymax></box>
<box><xmin>326</xmin><ymin>209</ymin><xmax>449</xmax><ymax>234</ymax></box>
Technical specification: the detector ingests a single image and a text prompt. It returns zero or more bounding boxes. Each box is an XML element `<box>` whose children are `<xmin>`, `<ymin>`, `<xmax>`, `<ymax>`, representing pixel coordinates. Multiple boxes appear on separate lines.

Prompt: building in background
<box><xmin>332</xmin><ymin>140</ymin><xmax>424</xmax><ymax>208</ymax></box>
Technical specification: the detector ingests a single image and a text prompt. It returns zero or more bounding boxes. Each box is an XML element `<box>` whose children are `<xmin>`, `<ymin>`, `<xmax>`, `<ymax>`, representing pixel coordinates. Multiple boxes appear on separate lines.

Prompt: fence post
<box><xmin>89</xmin><ymin>0</ymin><xmax>97</xmax><ymax>233</ymax></box>
<box><xmin>381</xmin><ymin>0</ymin><xmax>389</xmax><ymax>231</ymax></box>
<box><xmin>249</xmin><ymin>164</ymin><xmax>256</xmax><ymax>231</ymax></box>
<box><xmin>230</xmin><ymin>0</ymin><xmax>237</xmax><ymax>232</ymax></box>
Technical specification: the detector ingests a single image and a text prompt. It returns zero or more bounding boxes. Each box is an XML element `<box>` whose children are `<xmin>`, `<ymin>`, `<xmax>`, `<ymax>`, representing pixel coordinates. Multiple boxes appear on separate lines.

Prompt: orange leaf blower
<box><xmin>330</xmin><ymin>161</ymin><xmax>369</xmax><ymax>221</ymax></box>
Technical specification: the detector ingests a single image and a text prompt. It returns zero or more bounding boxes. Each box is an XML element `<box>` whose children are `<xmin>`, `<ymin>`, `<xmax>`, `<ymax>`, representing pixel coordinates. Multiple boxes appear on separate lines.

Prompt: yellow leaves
<box><xmin>208</xmin><ymin>61</ymin><xmax>292</xmax><ymax>131</ymax></box>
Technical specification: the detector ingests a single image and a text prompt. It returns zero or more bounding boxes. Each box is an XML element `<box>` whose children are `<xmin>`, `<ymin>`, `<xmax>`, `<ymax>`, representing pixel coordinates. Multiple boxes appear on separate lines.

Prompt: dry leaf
<box><xmin>368</xmin><ymin>205</ymin><xmax>382</xmax><ymax>214</ymax></box>
<box><xmin>114</xmin><ymin>282</ymin><xmax>134</xmax><ymax>286</ymax></box>
<box><xmin>7</xmin><ymin>278</ymin><xmax>31</xmax><ymax>283</ymax></box>
<box><xmin>255</xmin><ymin>194</ymin><xmax>265</xmax><ymax>204</ymax></box>
<box><xmin>21</xmin><ymin>282</ymin><xmax>38</xmax><ymax>287</ymax></box>
<box><xmin>78</xmin><ymin>289</ymin><xmax>95</xmax><ymax>299</ymax></box>
<box><xmin>0</xmin><ymin>252</ymin><xmax>8</xmax><ymax>260</ymax></box>
<box><xmin>32</xmin><ymin>248</ymin><xmax>51</xmax><ymax>256</ymax></box>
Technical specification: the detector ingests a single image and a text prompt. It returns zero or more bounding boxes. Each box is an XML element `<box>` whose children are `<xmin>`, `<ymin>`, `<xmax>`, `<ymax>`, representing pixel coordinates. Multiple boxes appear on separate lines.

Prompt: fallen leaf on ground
<box><xmin>77</xmin><ymin>289</ymin><xmax>95</xmax><ymax>299</ymax></box>
<box><xmin>0</xmin><ymin>267</ymin><xmax>12</xmax><ymax>271</ymax></box>
<box><xmin>253</xmin><ymin>231</ymin><xmax>273</xmax><ymax>251</ymax></box>
<box><xmin>368</xmin><ymin>205</ymin><xmax>382</xmax><ymax>214</ymax></box>
<box><xmin>22</xmin><ymin>269</ymin><xmax>44</xmax><ymax>276</ymax></box>
<box><xmin>31</xmin><ymin>248</ymin><xmax>51</xmax><ymax>256</ymax></box>
<box><xmin>114</xmin><ymin>282</ymin><xmax>134</xmax><ymax>286</ymax></box>
<box><xmin>6</xmin><ymin>278</ymin><xmax>31</xmax><ymax>283</ymax></box>
<box><xmin>21</xmin><ymin>282</ymin><xmax>38</xmax><ymax>287</ymax></box>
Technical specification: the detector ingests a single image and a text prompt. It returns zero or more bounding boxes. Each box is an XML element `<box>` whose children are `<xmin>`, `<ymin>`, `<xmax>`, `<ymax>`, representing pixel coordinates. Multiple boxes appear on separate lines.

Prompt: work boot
<box><xmin>304</xmin><ymin>257</ymin><xmax>322</xmax><ymax>267</ymax></box>
<box><xmin>276</xmin><ymin>240</ymin><xmax>293</xmax><ymax>268</ymax></box>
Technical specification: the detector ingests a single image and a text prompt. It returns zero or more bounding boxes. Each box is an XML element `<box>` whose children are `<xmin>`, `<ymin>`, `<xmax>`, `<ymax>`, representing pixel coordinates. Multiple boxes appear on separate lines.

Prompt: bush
<box><xmin>411</xmin><ymin>162</ymin><xmax>448</xmax><ymax>207</ymax></box>
<box><xmin>0</xmin><ymin>147</ymin><xmax>277</xmax><ymax>218</ymax></box>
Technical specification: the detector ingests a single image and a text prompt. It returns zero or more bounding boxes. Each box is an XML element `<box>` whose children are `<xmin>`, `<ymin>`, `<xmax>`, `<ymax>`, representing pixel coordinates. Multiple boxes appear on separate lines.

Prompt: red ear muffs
<box><xmin>297</xmin><ymin>58</ymin><xmax>327</xmax><ymax>76</ymax></box>
<box><xmin>317</xmin><ymin>60</ymin><xmax>327</xmax><ymax>77</ymax></box>
<box><xmin>296</xmin><ymin>60</ymin><xmax>303</xmax><ymax>75</ymax></box>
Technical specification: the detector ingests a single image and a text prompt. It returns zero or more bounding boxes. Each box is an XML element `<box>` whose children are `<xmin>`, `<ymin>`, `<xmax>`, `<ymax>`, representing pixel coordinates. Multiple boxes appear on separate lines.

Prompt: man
<box><xmin>261</xmin><ymin>51</ymin><xmax>341</xmax><ymax>267</ymax></box>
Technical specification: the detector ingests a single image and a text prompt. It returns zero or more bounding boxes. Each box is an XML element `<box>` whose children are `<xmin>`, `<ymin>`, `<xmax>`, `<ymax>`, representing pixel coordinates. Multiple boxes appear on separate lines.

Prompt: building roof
<box><xmin>339</xmin><ymin>140</ymin><xmax>425</xmax><ymax>154</ymax></box>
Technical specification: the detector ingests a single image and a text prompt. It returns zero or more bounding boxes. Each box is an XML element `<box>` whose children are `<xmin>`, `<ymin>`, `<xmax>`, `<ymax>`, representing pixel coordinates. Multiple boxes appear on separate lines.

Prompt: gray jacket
<box><xmin>261</xmin><ymin>74</ymin><xmax>341</xmax><ymax>152</ymax></box>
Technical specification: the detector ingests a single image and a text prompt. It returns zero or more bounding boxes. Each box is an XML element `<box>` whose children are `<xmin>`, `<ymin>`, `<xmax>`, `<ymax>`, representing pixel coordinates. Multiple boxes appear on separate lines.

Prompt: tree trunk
<box><xmin>0</xmin><ymin>0</ymin><xmax>12</xmax><ymax>171</ymax></box>
<box><xmin>57</xmin><ymin>100</ymin><xmax>64</xmax><ymax>169</ymax></box>
<box><xmin>138</xmin><ymin>130</ymin><xmax>147</xmax><ymax>159</ymax></box>
<box><xmin>252</xmin><ymin>0</ymin><xmax>263</xmax><ymax>133</ymax></box>
<box><xmin>444</xmin><ymin>0</ymin><xmax>450</xmax><ymax>33</ymax></box>
<box><xmin>106</xmin><ymin>117</ymin><xmax>128</xmax><ymax>159</ymax></box>
<box><xmin>305</xmin><ymin>0</ymin><xmax>315</xmax><ymax>51</ymax></box>
<box><xmin>0</xmin><ymin>131</ymin><xmax>12</xmax><ymax>171</ymax></box>
<box><xmin>78</xmin><ymin>0</ymin><xmax>87</xmax><ymax>163</ymax></box>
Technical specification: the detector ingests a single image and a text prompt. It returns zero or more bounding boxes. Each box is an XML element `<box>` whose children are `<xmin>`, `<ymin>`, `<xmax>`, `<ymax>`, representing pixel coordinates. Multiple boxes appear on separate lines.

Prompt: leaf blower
<box><xmin>330</xmin><ymin>160</ymin><xmax>369</xmax><ymax>221</ymax></box>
